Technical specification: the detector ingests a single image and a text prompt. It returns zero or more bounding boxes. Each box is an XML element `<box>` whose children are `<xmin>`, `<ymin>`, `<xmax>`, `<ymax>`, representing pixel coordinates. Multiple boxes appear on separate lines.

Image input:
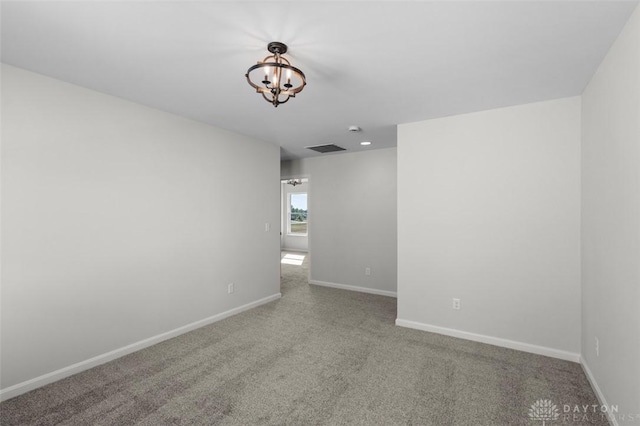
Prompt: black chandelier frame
<box><xmin>246</xmin><ymin>42</ymin><xmax>307</xmax><ymax>107</ymax></box>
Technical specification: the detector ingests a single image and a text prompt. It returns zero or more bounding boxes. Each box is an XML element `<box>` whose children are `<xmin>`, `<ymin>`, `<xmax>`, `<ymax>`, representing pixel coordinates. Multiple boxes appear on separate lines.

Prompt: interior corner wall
<box><xmin>397</xmin><ymin>97</ymin><xmax>582</xmax><ymax>358</ymax></box>
<box><xmin>1</xmin><ymin>65</ymin><xmax>281</xmax><ymax>392</ymax></box>
<box><xmin>581</xmin><ymin>3</ymin><xmax>640</xmax><ymax>419</ymax></box>
<box><xmin>281</xmin><ymin>148</ymin><xmax>397</xmax><ymax>295</ymax></box>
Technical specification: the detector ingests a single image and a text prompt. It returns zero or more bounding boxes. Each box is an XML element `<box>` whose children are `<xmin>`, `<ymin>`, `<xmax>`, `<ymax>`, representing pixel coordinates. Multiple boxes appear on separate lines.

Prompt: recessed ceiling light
<box><xmin>360</xmin><ymin>141</ymin><xmax>372</xmax><ymax>146</ymax></box>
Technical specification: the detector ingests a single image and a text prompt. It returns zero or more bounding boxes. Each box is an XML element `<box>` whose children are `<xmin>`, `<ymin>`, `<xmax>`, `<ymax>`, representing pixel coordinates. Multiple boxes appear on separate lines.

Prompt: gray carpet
<box><xmin>0</xmin><ymin>252</ymin><xmax>607</xmax><ymax>425</ymax></box>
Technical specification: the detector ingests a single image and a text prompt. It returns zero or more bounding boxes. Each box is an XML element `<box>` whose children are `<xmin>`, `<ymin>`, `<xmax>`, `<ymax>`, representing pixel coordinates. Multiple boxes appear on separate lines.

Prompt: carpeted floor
<box><xmin>0</xmin><ymin>252</ymin><xmax>607</xmax><ymax>425</ymax></box>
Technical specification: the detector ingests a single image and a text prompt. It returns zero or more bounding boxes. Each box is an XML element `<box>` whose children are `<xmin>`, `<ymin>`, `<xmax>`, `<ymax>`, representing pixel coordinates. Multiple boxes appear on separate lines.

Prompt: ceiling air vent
<box><xmin>306</xmin><ymin>144</ymin><xmax>346</xmax><ymax>153</ymax></box>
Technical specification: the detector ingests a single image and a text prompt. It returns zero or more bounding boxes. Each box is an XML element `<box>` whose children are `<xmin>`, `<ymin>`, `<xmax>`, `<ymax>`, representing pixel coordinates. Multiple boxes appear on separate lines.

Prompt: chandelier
<box><xmin>246</xmin><ymin>42</ymin><xmax>306</xmax><ymax>107</ymax></box>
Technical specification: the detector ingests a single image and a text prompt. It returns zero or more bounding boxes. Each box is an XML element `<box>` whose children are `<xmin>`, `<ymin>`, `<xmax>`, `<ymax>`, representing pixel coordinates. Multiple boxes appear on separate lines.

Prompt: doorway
<box><xmin>280</xmin><ymin>178</ymin><xmax>308</xmax><ymax>253</ymax></box>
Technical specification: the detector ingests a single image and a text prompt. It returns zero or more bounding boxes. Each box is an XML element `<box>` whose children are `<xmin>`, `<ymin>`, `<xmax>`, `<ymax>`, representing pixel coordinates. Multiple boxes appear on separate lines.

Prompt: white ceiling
<box><xmin>1</xmin><ymin>1</ymin><xmax>637</xmax><ymax>160</ymax></box>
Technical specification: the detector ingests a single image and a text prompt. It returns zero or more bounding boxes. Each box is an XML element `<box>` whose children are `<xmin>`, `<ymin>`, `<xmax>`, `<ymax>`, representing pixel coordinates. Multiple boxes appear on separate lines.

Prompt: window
<box><xmin>288</xmin><ymin>193</ymin><xmax>308</xmax><ymax>235</ymax></box>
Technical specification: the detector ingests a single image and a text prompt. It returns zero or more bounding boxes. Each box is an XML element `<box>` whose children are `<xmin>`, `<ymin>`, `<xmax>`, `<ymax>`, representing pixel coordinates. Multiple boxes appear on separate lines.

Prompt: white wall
<box><xmin>281</xmin><ymin>181</ymin><xmax>308</xmax><ymax>252</ymax></box>
<box><xmin>1</xmin><ymin>65</ymin><xmax>281</xmax><ymax>394</ymax></box>
<box><xmin>282</xmin><ymin>148</ymin><xmax>397</xmax><ymax>297</ymax></box>
<box><xmin>581</xmin><ymin>4</ymin><xmax>640</xmax><ymax>420</ymax></box>
<box><xmin>397</xmin><ymin>97</ymin><xmax>582</xmax><ymax>359</ymax></box>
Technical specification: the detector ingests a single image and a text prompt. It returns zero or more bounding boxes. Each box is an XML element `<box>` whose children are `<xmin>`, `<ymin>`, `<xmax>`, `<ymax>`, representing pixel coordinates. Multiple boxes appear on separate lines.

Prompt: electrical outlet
<box><xmin>264</xmin><ymin>223</ymin><xmax>270</xmax><ymax>232</ymax></box>
<box><xmin>365</xmin><ymin>267</ymin><xmax>371</xmax><ymax>276</ymax></box>
<box><xmin>452</xmin><ymin>298</ymin><xmax>461</xmax><ymax>310</ymax></box>
<box><xmin>595</xmin><ymin>337</ymin><xmax>599</xmax><ymax>357</ymax></box>
<box><xmin>228</xmin><ymin>283</ymin><xmax>234</xmax><ymax>294</ymax></box>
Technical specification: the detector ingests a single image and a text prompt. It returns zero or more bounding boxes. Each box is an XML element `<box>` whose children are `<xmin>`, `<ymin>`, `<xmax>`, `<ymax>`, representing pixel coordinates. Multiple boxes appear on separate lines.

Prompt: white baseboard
<box><xmin>580</xmin><ymin>358</ymin><xmax>616</xmax><ymax>426</ymax></box>
<box><xmin>0</xmin><ymin>293</ymin><xmax>282</xmax><ymax>402</ymax></box>
<box><xmin>395</xmin><ymin>318</ymin><xmax>580</xmax><ymax>362</ymax></box>
<box><xmin>281</xmin><ymin>248</ymin><xmax>308</xmax><ymax>253</ymax></box>
<box><xmin>309</xmin><ymin>279</ymin><xmax>397</xmax><ymax>298</ymax></box>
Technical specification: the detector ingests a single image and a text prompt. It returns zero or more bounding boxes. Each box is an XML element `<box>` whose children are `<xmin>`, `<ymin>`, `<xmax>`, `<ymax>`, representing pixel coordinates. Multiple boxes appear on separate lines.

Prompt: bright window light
<box><xmin>281</xmin><ymin>253</ymin><xmax>305</xmax><ymax>266</ymax></box>
<box><xmin>288</xmin><ymin>192</ymin><xmax>308</xmax><ymax>235</ymax></box>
